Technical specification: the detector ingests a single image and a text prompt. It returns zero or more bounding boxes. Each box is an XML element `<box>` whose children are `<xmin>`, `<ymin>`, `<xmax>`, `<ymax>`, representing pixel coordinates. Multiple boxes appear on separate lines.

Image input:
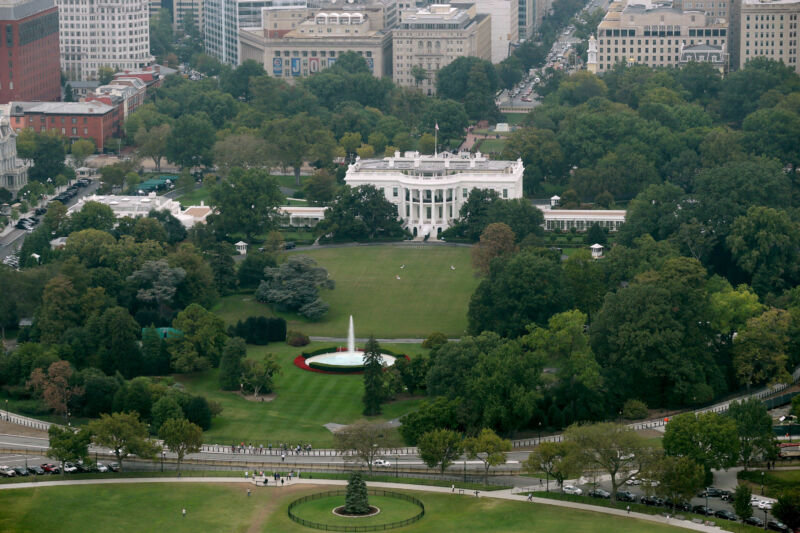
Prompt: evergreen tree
<box><xmin>219</xmin><ymin>337</ymin><xmax>246</xmax><ymax>391</ymax></box>
<box><xmin>344</xmin><ymin>471</ymin><xmax>370</xmax><ymax>514</ymax></box>
<box><xmin>362</xmin><ymin>336</ymin><xmax>385</xmax><ymax>416</ymax></box>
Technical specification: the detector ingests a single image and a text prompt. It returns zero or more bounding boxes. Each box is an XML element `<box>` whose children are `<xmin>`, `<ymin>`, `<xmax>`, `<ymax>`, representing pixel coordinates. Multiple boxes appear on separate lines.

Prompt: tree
<box><xmin>471</xmin><ymin>223</ymin><xmax>516</xmax><ymax>276</ymax></box>
<box><xmin>344</xmin><ymin>472</ymin><xmax>371</xmax><ymax>514</ymax></box>
<box><xmin>362</xmin><ymin>336</ymin><xmax>385</xmax><ymax>416</ymax></box>
<box><xmin>241</xmin><ymin>355</ymin><xmax>281</xmax><ymax>398</ymax></box>
<box><xmin>334</xmin><ymin>420</ymin><xmax>390</xmax><ymax>474</ymax></box>
<box><xmin>212</xmin><ymin>133</ymin><xmax>272</xmax><ymax>175</ymax></box>
<box><xmin>127</xmin><ymin>259</ymin><xmax>186</xmax><ymax>314</ymax></box>
<box><xmin>135</xmin><ymin>124</ymin><xmax>171</xmax><ymax>171</ymax></box>
<box><xmin>170</xmin><ymin>304</ymin><xmax>228</xmax><ymax>371</ymax></box>
<box><xmin>317</xmin><ymin>185</ymin><xmax>406</xmax><ymax>241</ymax></box>
<box><xmin>150</xmin><ymin>396</ymin><xmax>184</xmax><ymax>433</ymax></box>
<box><xmin>418</xmin><ymin>429</ymin><xmax>463</xmax><ymax>475</ymax></box>
<box><xmin>733</xmin><ymin>308</ymin><xmax>791</xmax><ymax>389</ymax></box>
<box><xmin>47</xmin><ymin>426</ymin><xmax>91</xmax><ymax>475</ymax></box>
<box><xmin>28</xmin><ymin>361</ymin><xmax>84</xmax><ymax>423</ymax></box>
<box><xmin>468</xmin><ymin>250</ymin><xmax>567</xmax><ymax>337</ymax></box>
<box><xmin>35</xmin><ymin>275</ymin><xmax>82</xmax><ymax>344</ymax></box>
<box><xmin>303</xmin><ymin>169</ymin><xmax>338</xmax><ymax>205</ymax></box>
<box><xmin>256</xmin><ymin>255</ymin><xmax>334</xmax><ymax>320</ymax></box>
<box><xmin>733</xmin><ymin>485</ymin><xmax>754</xmax><ymax>522</ymax></box>
<box><xmin>562</xmin><ymin>250</ymin><xmax>605</xmax><ymax>319</ymax></box>
<box><xmin>219</xmin><ymin>337</ymin><xmax>246</xmax><ymax>391</ymax></box>
<box><xmin>418</xmin><ymin>133</ymin><xmax>435</xmax><ymax>154</ymax></box>
<box><xmin>564</xmin><ymin>422</ymin><xmax>656</xmax><ymax>503</ymax></box>
<box><xmin>773</xmin><ymin>491</ymin><xmax>800</xmax><ymax>531</ymax></box>
<box><xmin>166</xmin><ymin>113</ymin><xmax>215</xmax><ymax>169</ymax></box>
<box><xmin>85</xmin><ymin>306</ymin><xmax>143</xmax><ymax>378</ymax></box>
<box><xmin>70</xmin><ymin>201</ymin><xmax>116</xmax><ymax>233</ymax></box>
<box><xmin>663</xmin><ymin>412</ymin><xmax>739</xmax><ymax>479</ymax></box>
<box><xmin>70</xmin><ymin>139</ymin><xmax>95</xmax><ymax>168</ymax></box>
<box><xmin>208</xmin><ymin>167</ymin><xmax>284</xmax><ymax>240</ymax></box>
<box><xmin>523</xmin><ymin>441</ymin><xmax>577</xmax><ymax>491</ymax></box>
<box><xmin>86</xmin><ymin>412</ymin><xmax>160</xmax><ymax>472</ymax></box>
<box><xmin>28</xmin><ymin>131</ymin><xmax>66</xmax><ymax>183</ymax></box>
<box><xmin>98</xmin><ymin>66</ymin><xmax>115</xmax><ymax>84</ymax></box>
<box><xmin>727</xmin><ymin>399</ymin><xmax>776</xmax><ymax>470</ymax></box>
<box><xmin>159</xmin><ymin>417</ymin><xmax>202</xmax><ymax>472</ymax></box>
<box><xmin>262</xmin><ymin>114</ymin><xmax>337</xmax><ymax>185</ymax></box>
<box><xmin>464</xmin><ymin>429</ymin><xmax>511</xmax><ymax>485</ymax></box>
<box><xmin>411</xmin><ymin>65</ymin><xmax>428</xmax><ymax>87</ymax></box>
<box><xmin>648</xmin><ymin>456</ymin><xmax>705</xmax><ymax>511</ymax></box>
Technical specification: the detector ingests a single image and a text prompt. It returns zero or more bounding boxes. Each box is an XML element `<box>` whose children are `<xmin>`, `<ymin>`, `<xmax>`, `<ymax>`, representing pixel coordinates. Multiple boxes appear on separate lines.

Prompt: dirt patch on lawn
<box><xmin>246</xmin><ymin>484</ymin><xmax>319</xmax><ymax>533</ymax></box>
<box><xmin>237</xmin><ymin>392</ymin><xmax>277</xmax><ymax>403</ymax></box>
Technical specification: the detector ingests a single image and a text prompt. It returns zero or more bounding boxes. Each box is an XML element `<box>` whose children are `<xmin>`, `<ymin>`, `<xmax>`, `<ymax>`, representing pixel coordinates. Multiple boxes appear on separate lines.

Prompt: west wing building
<box><xmin>344</xmin><ymin>151</ymin><xmax>523</xmax><ymax>238</ymax></box>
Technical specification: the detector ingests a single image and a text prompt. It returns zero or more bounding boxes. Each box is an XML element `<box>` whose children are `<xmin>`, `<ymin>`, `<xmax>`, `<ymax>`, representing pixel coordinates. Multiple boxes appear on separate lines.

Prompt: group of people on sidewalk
<box><xmin>230</xmin><ymin>442</ymin><xmax>313</xmax><ymax>455</ymax></box>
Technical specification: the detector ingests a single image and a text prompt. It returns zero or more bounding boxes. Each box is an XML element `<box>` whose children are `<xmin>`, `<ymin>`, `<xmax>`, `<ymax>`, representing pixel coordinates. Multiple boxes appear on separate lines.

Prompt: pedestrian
<box><xmin>281</xmin><ymin>453</ymin><xmax>285</xmax><ymax>462</ymax></box>
<box><xmin>451</xmin><ymin>484</ymin><xmax>455</xmax><ymax>493</ymax></box>
<box><xmin>247</xmin><ymin>489</ymin><xmax>251</xmax><ymax>497</ymax></box>
<box><xmin>474</xmin><ymin>490</ymin><xmax>480</xmax><ymax>498</ymax></box>
<box><xmin>245</xmin><ymin>471</ymin><xmax>249</xmax><ymax>479</ymax></box>
<box><xmin>527</xmin><ymin>493</ymin><xmax>533</xmax><ymax>502</ymax></box>
<box><xmin>182</xmin><ymin>508</ymin><xmax>186</xmax><ymax>518</ymax></box>
<box><xmin>626</xmin><ymin>505</ymin><xmax>630</xmax><ymax>515</ymax></box>
<box><xmin>539</xmin><ymin>479</ymin><xmax>543</xmax><ymax>487</ymax></box>
<box><xmin>281</xmin><ymin>478</ymin><xmax>285</xmax><ymax>486</ymax></box>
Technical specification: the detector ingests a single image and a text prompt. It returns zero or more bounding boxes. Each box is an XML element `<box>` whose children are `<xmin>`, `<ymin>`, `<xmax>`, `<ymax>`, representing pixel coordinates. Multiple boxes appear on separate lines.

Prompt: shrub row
<box><xmin>228</xmin><ymin>316</ymin><xmax>286</xmax><ymax>345</ymax></box>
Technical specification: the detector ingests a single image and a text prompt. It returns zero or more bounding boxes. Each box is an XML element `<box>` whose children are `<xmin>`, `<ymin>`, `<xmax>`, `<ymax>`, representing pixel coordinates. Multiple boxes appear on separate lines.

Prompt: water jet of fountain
<box><xmin>348</xmin><ymin>315</ymin><xmax>355</xmax><ymax>354</ymax></box>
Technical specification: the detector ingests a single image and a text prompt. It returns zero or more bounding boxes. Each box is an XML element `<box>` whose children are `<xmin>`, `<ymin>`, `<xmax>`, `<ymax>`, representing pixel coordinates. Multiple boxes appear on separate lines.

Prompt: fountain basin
<box><xmin>305</xmin><ymin>351</ymin><xmax>396</xmax><ymax>370</ymax></box>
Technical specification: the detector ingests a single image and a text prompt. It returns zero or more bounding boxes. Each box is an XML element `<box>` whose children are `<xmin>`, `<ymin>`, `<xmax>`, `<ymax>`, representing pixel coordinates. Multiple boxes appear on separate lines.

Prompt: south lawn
<box><xmin>0</xmin><ymin>483</ymin><xmax>698</xmax><ymax>533</ymax></box>
<box><xmin>175</xmin><ymin>342</ymin><xmax>426</xmax><ymax>447</ymax></box>
<box><xmin>213</xmin><ymin>244</ymin><xmax>478</xmax><ymax>338</ymax></box>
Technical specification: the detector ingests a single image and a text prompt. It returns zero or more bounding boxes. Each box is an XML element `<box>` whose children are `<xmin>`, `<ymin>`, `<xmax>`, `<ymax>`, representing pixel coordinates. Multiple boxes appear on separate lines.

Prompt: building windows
<box><xmin>393</xmin><ymin>187</ymin><xmax>398</xmax><ymax>197</ymax></box>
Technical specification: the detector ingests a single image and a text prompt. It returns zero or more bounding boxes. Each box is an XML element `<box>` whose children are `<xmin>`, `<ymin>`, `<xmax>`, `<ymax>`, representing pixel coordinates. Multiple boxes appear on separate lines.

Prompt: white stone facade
<box><xmin>0</xmin><ymin>117</ymin><xmax>28</xmax><ymax>197</ymax></box>
<box><xmin>475</xmin><ymin>0</ymin><xmax>518</xmax><ymax>63</ymax></box>
<box><xmin>68</xmin><ymin>193</ymin><xmax>211</xmax><ymax>227</ymax></box>
<box><xmin>344</xmin><ymin>151</ymin><xmax>524</xmax><ymax>238</ymax></box>
<box><xmin>58</xmin><ymin>0</ymin><xmax>152</xmax><ymax>81</ymax></box>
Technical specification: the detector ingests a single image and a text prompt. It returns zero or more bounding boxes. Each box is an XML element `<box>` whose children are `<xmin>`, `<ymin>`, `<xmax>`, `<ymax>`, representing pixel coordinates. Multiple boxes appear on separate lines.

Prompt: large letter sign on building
<box><xmin>291</xmin><ymin>58</ymin><xmax>301</xmax><ymax>76</ymax></box>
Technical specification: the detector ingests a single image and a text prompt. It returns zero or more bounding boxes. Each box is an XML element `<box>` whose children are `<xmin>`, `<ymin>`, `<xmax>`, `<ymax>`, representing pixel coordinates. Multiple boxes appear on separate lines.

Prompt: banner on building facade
<box><xmin>272</xmin><ymin>57</ymin><xmax>282</xmax><ymax>76</ymax></box>
<box><xmin>366</xmin><ymin>57</ymin><xmax>374</xmax><ymax>73</ymax></box>
<box><xmin>291</xmin><ymin>58</ymin><xmax>301</xmax><ymax>76</ymax></box>
<box><xmin>309</xmin><ymin>57</ymin><xmax>319</xmax><ymax>73</ymax></box>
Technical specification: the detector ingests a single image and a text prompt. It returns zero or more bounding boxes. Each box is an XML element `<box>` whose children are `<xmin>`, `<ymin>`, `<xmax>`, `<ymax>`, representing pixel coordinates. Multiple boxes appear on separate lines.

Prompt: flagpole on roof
<box><xmin>434</xmin><ymin>122</ymin><xmax>438</xmax><ymax>157</ymax></box>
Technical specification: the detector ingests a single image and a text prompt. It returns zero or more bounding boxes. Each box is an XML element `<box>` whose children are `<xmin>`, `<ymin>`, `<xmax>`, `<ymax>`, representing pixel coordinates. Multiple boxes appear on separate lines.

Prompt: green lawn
<box><xmin>266</xmin><ymin>488</ymin><xmax>696</xmax><ymax>533</ymax></box>
<box><xmin>176</xmin><ymin>341</ymin><xmax>425</xmax><ymax>447</ymax></box>
<box><xmin>291</xmin><ymin>493</ymin><xmax>421</xmax><ymax>526</ymax></box>
<box><xmin>0</xmin><ymin>483</ymin><xmax>705</xmax><ymax>533</ymax></box>
<box><xmin>478</xmin><ymin>138</ymin><xmax>507</xmax><ymax>153</ymax></box>
<box><xmin>281</xmin><ymin>245</ymin><xmax>477</xmax><ymax>338</ymax></box>
<box><xmin>739</xmin><ymin>469</ymin><xmax>800</xmax><ymax>498</ymax></box>
<box><xmin>175</xmin><ymin>185</ymin><xmax>212</xmax><ymax>208</ymax></box>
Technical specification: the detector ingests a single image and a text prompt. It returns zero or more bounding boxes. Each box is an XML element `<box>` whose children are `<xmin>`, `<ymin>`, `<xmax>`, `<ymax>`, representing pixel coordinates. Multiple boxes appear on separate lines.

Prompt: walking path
<box><xmin>0</xmin><ymin>476</ymin><xmax>730</xmax><ymax>532</ymax></box>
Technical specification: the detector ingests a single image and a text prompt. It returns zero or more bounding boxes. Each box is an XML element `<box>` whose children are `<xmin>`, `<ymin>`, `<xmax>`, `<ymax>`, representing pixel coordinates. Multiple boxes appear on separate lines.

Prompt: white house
<box><xmin>344</xmin><ymin>151</ymin><xmax>524</xmax><ymax>238</ymax></box>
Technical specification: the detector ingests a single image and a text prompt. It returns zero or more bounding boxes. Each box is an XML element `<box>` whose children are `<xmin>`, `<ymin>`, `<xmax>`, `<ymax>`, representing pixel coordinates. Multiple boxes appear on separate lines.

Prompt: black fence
<box><xmin>287</xmin><ymin>489</ymin><xmax>425</xmax><ymax>532</ymax></box>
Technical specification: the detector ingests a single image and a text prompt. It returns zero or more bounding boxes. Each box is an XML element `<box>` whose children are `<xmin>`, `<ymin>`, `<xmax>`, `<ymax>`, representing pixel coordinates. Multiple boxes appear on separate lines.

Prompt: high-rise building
<box><xmin>730</xmin><ymin>0</ymin><xmax>800</xmax><ymax>73</ymax></box>
<box><xmin>58</xmin><ymin>0</ymin><xmax>152</xmax><ymax>81</ymax></box>
<box><xmin>392</xmin><ymin>3</ymin><xmax>491</xmax><ymax>94</ymax></box>
<box><xmin>594</xmin><ymin>0</ymin><xmax>728</xmax><ymax>72</ymax></box>
<box><xmin>475</xmin><ymin>0</ymin><xmax>518</xmax><ymax>62</ymax></box>
<box><xmin>0</xmin><ymin>0</ymin><xmax>60</xmax><ymax>103</ymax></box>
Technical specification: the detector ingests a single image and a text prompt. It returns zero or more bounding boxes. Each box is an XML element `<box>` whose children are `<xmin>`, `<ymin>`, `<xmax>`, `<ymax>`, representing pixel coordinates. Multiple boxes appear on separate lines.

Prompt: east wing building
<box><xmin>344</xmin><ymin>151</ymin><xmax>523</xmax><ymax>238</ymax></box>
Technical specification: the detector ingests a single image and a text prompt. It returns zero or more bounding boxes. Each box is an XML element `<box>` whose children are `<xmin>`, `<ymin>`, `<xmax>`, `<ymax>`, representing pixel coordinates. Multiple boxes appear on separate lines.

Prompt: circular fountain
<box><xmin>302</xmin><ymin>316</ymin><xmax>397</xmax><ymax>372</ymax></box>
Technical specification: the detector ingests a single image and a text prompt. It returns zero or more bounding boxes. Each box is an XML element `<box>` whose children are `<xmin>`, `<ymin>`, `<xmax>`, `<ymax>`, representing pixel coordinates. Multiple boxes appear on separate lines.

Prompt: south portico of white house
<box><xmin>344</xmin><ymin>151</ymin><xmax>524</xmax><ymax>238</ymax></box>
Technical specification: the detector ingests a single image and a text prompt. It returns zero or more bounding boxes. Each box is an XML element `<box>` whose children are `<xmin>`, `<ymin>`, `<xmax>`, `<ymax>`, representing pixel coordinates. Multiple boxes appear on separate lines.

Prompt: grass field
<box><xmin>0</xmin><ymin>483</ymin><xmax>702</xmax><ymax>533</ymax></box>
<box><xmin>281</xmin><ymin>245</ymin><xmax>477</xmax><ymax>338</ymax></box>
<box><xmin>175</xmin><ymin>186</ymin><xmax>211</xmax><ymax>207</ymax></box>
<box><xmin>738</xmin><ymin>469</ymin><xmax>800</xmax><ymax>498</ymax></box>
<box><xmin>176</xmin><ymin>341</ymin><xmax>426</xmax><ymax>446</ymax></box>
<box><xmin>291</xmin><ymin>494</ymin><xmax>421</xmax><ymax>526</ymax></box>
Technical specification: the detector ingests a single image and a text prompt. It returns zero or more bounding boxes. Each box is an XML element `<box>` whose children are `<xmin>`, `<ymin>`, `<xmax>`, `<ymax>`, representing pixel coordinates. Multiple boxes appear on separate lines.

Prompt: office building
<box><xmin>730</xmin><ymin>0</ymin><xmax>800</xmax><ymax>73</ymax></box>
<box><xmin>240</xmin><ymin>7</ymin><xmax>392</xmax><ymax>76</ymax></box>
<box><xmin>0</xmin><ymin>0</ymin><xmax>60</xmax><ymax>104</ymax></box>
<box><xmin>475</xmin><ymin>0</ymin><xmax>518</xmax><ymax>62</ymax></box>
<box><xmin>58</xmin><ymin>0</ymin><xmax>152</xmax><ymax>81</ymax></box>
<box><xmin>591</xmin><ymin>0</ymin><xmax>728</xmax><ymax>71</ymax></box>
<box><xmin>7</xmin><ymin>101</ymin><xmax>121</xmax><ymax>150</ymax></box>
<box><xmin>392</xmin><ymin>3</ymin><xmax>491</xmax><ymax>94</ymax></box>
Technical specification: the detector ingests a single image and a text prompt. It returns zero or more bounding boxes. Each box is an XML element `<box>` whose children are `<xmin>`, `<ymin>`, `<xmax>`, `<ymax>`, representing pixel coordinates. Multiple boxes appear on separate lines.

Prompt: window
<box><xmin>462</xmin><ymin>188</ymin><xmax>468</xmax><ymax>198</ymax></box>
<box><xmin>393</xmin><ymin>187</ymin><xmax>398</xmax><ymax>197</ymax></box>
<box><xmin>502</xmin><ymin>189</ymin><xmax>508</xmax><ymax>198</ymax></box>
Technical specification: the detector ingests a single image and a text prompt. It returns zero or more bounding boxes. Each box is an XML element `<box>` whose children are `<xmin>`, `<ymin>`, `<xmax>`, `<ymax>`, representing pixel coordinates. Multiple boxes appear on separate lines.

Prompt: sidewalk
<box><xmin>0</xmin><ymin>476</ymin><xmax>731</xmax><ymax>532</ymax></box>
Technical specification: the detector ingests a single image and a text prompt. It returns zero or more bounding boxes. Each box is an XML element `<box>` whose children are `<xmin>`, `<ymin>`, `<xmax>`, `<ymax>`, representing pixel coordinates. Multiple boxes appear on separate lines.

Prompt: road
<box><xmin>0</xmin><ymin>179</ymin><xmax>100</xmax><ymax>260</ymax></box>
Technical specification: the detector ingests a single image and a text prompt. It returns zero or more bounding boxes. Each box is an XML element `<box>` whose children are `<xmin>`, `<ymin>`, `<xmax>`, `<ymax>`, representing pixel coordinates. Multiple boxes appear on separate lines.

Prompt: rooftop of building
<box><xmin>0</xmin><ymin>0</ymin><xmax>54</xmax><ymax>20</ymax></box>
<box><xmin>742</xmin><ymin>0</ymin><xmax>800</xmax><ymax>6</ymax></box>
<box><xmin>400</xmin><ymin>2</ymin><xmax>473</xmax><ymax>23</ymax></box>
<box><xmin>8</xmin><ymin>101</ymin><xmax>116</xmax><ymax>116</ymax></box>
<box><xmin>350</xmin><ymin>151</ymin><xmax>522</xmax><ymax>172</ymax></box>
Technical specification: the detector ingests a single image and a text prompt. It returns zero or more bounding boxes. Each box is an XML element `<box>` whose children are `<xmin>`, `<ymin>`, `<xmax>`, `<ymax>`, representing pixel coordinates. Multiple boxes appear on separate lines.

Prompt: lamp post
<box><xmin>763</xmin><ymin>507</ymin><xmax>768</xmax><ymax>530</ymax></box>
<box><xmin>161</xmin><ymin>451</ymin><xmax>165</xmax><ymax>473</ymax></box>
<box><xmin>5</xmin><ymin>399</ymin><xmax>8</xmax><ymax>421</ymax></box>
<box><xmin>761</xmin><ymin>471</ymin><xmax>765</xmax><ymax>496</ymax></box>
<box><xmin>67</xmin><ymin>411</ymin><xmax>71</xmax><ymax>427</ymax></box>
<box><xmin>538</xmin><ymin>422</ymin><xmax>542</xmax><ymax>444</ymax></box>
<box><xmin>395</xmin><ymin>456</ymin><xmax>398</xmax><ymax>477</ymax></box>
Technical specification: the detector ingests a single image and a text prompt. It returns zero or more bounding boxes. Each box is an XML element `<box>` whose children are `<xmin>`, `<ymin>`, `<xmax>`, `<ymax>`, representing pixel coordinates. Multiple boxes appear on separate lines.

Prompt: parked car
<box><xmin>744</xmin><ymin>516</ymin><xmax>764</xmax><ymax>527</ymax></box>
<box><xmin>96</xmin><ymin>463</ymin><xmax>109</xmax><ymax>473</ymax></box>
<box><xmin>616</xmin><ymin>491</ymin><xmax>637</xmax><ymax>502</ymax></box>
<box><xmin>641</xmin><ymin>495</ymin><xmax>664</xmax><ymax>506</ymax></box>
<box><xmin>626</xmin><ymin>477</ymin><xmax>641</xmax><ymax>486</ymax></box>
<box><xmin>767</xmin><ymin>520</ymin><xmax>790</xmax><ymax>532</ymax></box>
<box><xmin>27</xmin><ymin>465</ymin><xmax>44</xmax><ymax>475</ymax></box>
<box><xmin>692</xmin><ymin>505</ymin><xmax>714</xmax><ymax>516</ymax></box>
<box><xmin>0</xmin><ymin>466</ymin><xmax>16</xmax><ymax>477</ymax></box>
<box><xmin>41</xmin><ymin>463</ymin><xmax>60</xmax><ymax>474</ymax></box>
<box><xmin>107</xmin><ymin>463</ymin><xmax>120</xmax><ymax>472</ymax></box>
<box><xmin>719</xmin><ymin>490</ymin><xmax>733</xmax><ymax>501</ymax></box>
<box><xmin>563</xmin><ymin>485</ymin><xmax>582</xmax><ymax>495</ymax></box>
<box><xmin>698</xmin><ymin>487</ymin><xmax>722</xmax><ymax>498</ymax></box>
<box><xmin>664</xmin><ymin>499</ymin><xmax>692</xmax><ymax>512</ymax></box>
<box><xmin>12</xmin><ymin>467</ymin><xmax>29</xmax><ymax>477</ymax></box>
<box><xmin>588</xmin><ymin>489</ymin><xmax>610</xmax><ymax>499</ymax></box>
<box><xmin>759</xmin><ymin>500</ymin><xmax>774</xmax><ymax>510</ymax></box>
<box><xmin>714</xmin><ymin>510</ymin><xmax>737</xmax><ymax>521</ymax></box>
<box><xmin>63</xmin><ymin>462</ymin><xmax>79</xmax><ymax>474</ymax></box>
<box><xmin>373</xmin><ymin>459</ymin><xmax>390</xmax><ymax>467</ymax></box>
<box><xmin>751</xmin><ymin>496</ymin><xmax>765</xmax><ymax>506</ymax></box>
<box><xmin>282</xmin><ymin>241</ymin><xmax>296</xmax><ymax>250</ymax></box>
